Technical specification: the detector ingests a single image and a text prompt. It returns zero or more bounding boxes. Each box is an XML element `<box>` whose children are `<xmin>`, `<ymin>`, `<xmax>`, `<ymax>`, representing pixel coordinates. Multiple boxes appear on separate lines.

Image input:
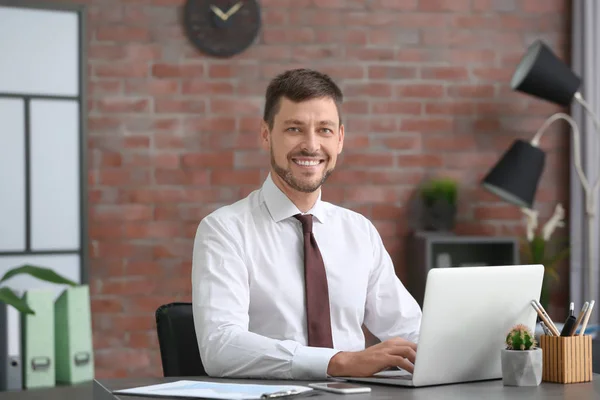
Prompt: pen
<box><xmin>540</xmin><ymin>321</ymin><xmax>552</xmax><ymax>336</ymax></box>
<box><xmin>578</xmin><ymin>300</ymin><xmax>595</xmax><ymax>336</ymax></box>
<box><xmin>569</xmin><ymin>301</ymin><xmax>589</xmax><ymax>336</ymax></box>
<box><xmin>531</xmin><ymin>301</ymin><xmax>559</xmax><ymax>336</ymax></box>
<box><xmin>534</xmin><ymin>300</ymin><xmax>560</xmax><ymax>336</ymax></box>
<box><xmin>560</xmin><ymin>303</ymin><xmax>576</xmax><ymax>336</ymax></box>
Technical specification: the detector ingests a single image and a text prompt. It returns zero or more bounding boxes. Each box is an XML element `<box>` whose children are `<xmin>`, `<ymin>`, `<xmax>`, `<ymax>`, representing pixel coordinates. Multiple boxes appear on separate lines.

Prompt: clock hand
<box><xmin>224</xmin><ymin>1</ymin><xmax>244</xmax><ymax>19</ymax></box>
<box><xmin>210</xmin><ymin>5</ymin><xmax>228</xmax><ymax>20</ymax></box>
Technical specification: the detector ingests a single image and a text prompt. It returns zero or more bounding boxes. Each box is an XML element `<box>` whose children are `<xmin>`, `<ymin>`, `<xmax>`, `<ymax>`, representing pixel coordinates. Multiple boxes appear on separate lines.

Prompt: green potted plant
<box><xmin>520</xmin><ymin>203</ymin><xmax>570</xmax><ymax>311</ymax></box>
<box><xmin>419</xmin><ymin>177</ymin><xmax>458</xmax><ymax>232</ymax></box>
<box><xmin>0</xmin><ymin>264</ymin><xmax>77</xmax><ymax>314</ymax></box>
<box><xmin>501</xmin><ymin>324</ymin><xmax>542</xmax><ymax>386</ymax></box>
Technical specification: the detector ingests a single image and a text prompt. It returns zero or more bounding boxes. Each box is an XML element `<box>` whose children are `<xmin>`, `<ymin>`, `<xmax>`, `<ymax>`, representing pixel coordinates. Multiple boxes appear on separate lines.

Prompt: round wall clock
<box><xmin>183</xmin><ymin>0</ymin><xmax>262</xmax><ymax>58</ymax></box>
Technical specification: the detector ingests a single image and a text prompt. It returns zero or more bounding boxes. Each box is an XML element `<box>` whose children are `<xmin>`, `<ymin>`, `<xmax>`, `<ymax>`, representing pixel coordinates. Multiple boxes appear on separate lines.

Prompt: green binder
<box><xmin>21</xmin><ymin>289</ymin><xmax>55</xmax><ymax>389</ymax></box>
<box><xmin>54</xmin><ymin>285</ymin><xmax>94</xmax><ymax>384</ymax></box>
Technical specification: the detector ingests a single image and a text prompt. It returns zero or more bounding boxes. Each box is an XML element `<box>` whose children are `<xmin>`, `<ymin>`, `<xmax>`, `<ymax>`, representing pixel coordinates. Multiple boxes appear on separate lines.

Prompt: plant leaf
<box><xmin>529</xmin><ymin>236</ymin><xmax>546</xmax><ymax>263</ymax></box>
<box><xmin>546</xmin><ymin>247</ymin><xmax>570</xmax><ymax>270</ymax></box>
<box><xmin>545</xmin><ymin>268</ymin><xmax>560</xmax><ymax>282</ymax></box>
<box><xmin>0</xmin><ymin>264</ymin><xmax>77</xmax><ymax>286</ymax></box>
<box><xmin>0</xmin><ymin>287</ymin><xmax>35</xmax><ymax>314</ymax></box>
<box><xmin>519</xmin><ymin>238</ymin><xmax>532</xmax><ymax>260</ymax></box>
<box><xmin>420</xmin><ymin>178</ymin><xmax>457</xmax><ymax>206</ymax></box>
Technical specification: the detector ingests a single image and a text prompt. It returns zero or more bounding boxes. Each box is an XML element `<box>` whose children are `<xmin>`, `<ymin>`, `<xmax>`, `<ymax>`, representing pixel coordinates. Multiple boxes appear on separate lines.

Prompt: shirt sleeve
<box><xmin>192</xmin><ymin>215</ymin><xmax>339</xmax><ymax>379</ymax></box>
<box><xmin>362</xmin><ymin>221</ymin><xmax>422</xmax><ymax>344</ymax></box>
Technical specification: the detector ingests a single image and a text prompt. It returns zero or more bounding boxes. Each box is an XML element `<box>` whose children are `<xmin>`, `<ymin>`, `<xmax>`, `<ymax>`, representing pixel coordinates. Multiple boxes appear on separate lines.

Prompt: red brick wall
<box><xmin>66</xmin><ymin>0</ymin><xmax>573</xmax><ymax>378</ymax></box>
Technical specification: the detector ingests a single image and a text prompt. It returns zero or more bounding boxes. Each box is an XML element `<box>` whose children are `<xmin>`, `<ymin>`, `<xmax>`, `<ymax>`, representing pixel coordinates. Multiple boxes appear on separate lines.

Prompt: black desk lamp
<box><xmin>481</xmin><ymin>40</ymin><xmax>600</xmax><ymax>318</ymax></box>
<box><xmin>509</xmin><ymin>40</ymin><xmax>581</xmax><ymax>107</ymax></box>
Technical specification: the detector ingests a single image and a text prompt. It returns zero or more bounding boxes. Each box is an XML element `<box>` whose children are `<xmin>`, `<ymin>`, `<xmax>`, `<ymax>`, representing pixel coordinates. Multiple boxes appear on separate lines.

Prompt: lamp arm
<box><xmin>531</xmin><ymin>112</ymin><xmax>599</xmax><ymax>320</ymax></box>
<box><xmin>573</xmin><ymin>93</ymin><xmax>600</xmax><ymax>212</ymax></box>
<box><xmin>574</xmin><ymin>92</ymin><xmax>600</xmax><ymax>136</ymax></box>
<box><xmin>530</xmin><ymin>112</ymin><xmax>598</xmax><ymax>217</ymax></box>
<box><xmin>574</xmin><ymin>93</ymin><xmax>600</xmax><ymax>323</ymax></box>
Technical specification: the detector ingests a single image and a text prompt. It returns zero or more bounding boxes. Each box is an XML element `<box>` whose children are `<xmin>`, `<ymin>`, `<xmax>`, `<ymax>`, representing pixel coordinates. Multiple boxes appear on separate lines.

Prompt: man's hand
<box><xmin>327</xmin><ymin>337</ymin><xmax>417</xmax><ymax>377</ymax></box>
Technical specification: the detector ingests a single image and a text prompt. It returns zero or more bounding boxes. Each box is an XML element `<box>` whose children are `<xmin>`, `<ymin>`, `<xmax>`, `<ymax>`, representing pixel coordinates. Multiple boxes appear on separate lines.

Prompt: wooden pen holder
<box><xmin>539</xmin><ymin>334</ymin><xmax>593</xmax><ymax>383</ymax></box>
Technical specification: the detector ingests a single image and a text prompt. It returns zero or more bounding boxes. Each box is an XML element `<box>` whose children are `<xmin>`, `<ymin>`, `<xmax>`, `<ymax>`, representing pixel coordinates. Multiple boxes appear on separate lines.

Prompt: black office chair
<box><xmin>155</xmin><ymin>302</ymin><xmax>207</xmax><ymax>377</ymax></box>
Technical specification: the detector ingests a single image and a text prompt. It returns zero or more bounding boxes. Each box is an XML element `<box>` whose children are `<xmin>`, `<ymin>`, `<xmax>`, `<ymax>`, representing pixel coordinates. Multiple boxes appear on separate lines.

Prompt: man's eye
<box><xmin>286</xmin><ymin>127</ymin><xmax>300</xmax><ymax>132</ymax></box>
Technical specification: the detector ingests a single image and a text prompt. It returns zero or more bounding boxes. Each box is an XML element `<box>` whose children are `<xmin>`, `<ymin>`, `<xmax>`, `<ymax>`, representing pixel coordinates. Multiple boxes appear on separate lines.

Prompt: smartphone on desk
<box><xmin>308</xmin><ymin>383</ymin><xmax>371</xmax><ymax>394</ymax></box>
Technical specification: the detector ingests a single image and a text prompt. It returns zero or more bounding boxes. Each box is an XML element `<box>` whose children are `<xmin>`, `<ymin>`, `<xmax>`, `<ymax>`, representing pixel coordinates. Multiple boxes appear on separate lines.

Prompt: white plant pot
<box><xmin>501</xmin><ymin>348</ymin><xmax>543</xmax><ymax>386</ymax></box>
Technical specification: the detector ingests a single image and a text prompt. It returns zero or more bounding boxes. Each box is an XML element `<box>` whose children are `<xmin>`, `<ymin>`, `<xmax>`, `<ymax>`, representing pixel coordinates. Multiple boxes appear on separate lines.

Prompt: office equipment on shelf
<box><xmin>54</xmin><ymin>285</ymin><xmax>94</xmax><ymax>384</ymax></box>
<box><xmin>0</xmin><ymin>302</ymin><xmax>22</xmax><ymax>391</ymax></box>
<box><xmin>406</xmin><ymin>231</ymin><xmax>519</xmax><ymax>307</ymax></box>
<box><xmin>21</xmin><ymin>289</ymin><xmax>55</xmax><ymax>389</ymax></box>
<box><xmin>112</xmin><ymin>380</ymin><xmax>314</xmax><ymax>399</ymax></box>
<box><xmin>341</xmin><ymin>264</ymin><xmax>543</xmax><ymax>387</ymax></box>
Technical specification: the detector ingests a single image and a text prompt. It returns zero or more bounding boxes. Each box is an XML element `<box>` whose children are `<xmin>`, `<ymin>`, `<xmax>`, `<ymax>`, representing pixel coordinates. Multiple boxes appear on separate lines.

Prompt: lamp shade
<box><xmin>481</xmin><ymin>140</ymin><xmax>546</xmax><ymax>209</ymax></box>
<box><xmin>510</xmin><ymin>40</ymin><xmax>581</xmax><ymax>107</ymax></box>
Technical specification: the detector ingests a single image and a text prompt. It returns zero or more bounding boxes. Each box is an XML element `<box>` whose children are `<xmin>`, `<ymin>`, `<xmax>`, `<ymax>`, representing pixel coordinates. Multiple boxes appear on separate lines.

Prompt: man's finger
<box><xmin>387</xmin><ymin>355</ymin><xmax>415</xmax><ymax>374</ymax></box>
<box><xmin>388</xmin><ymin>346</ymin><xmax>416</xmax><ymax>364</ymax></box>
<box><xmin>404</xmin><ymin>341</ymin><xmax>417</xmax><ymax>351</ymax></box>
<box><xmin>389</xmin><ymin>338</ymin><xmax>417</xmax><ymax>351</ymax></box>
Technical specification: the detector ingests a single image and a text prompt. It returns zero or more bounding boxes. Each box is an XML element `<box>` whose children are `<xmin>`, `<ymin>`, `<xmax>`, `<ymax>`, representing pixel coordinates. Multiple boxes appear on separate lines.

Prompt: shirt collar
<box><xmin>262</xmin><ymin>173</ymin><xmax>327</xmax><ymax>224</ymax></box>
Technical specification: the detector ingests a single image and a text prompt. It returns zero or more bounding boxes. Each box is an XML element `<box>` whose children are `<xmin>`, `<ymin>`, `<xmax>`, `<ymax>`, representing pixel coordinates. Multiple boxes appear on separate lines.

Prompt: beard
<box><xmin>270</xmin><ymin>148</ymin><xmax>334</xmax><ymax>193</ymax></box>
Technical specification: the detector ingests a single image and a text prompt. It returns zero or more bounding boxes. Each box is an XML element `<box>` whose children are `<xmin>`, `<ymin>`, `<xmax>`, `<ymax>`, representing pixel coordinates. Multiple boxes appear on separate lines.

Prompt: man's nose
<box><xmin>303</xmin><ymin>130</ymin><xmax>320</xmax><ymax>153</ymax></box>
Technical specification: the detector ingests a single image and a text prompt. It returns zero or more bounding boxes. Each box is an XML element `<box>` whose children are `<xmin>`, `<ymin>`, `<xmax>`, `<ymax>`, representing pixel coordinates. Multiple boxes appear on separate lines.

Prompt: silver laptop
<box><xmin>342</xmin><ymin>264</ymin><xmax>544</xmax><ymax>387</ymax></box>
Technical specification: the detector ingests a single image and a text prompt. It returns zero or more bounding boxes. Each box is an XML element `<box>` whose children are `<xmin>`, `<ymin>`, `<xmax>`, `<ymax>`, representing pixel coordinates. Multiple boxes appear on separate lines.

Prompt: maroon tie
<box><xmin>295</xmin><ymin>214</ymin><xmax>334</xmax><ymax>348</ymax></box>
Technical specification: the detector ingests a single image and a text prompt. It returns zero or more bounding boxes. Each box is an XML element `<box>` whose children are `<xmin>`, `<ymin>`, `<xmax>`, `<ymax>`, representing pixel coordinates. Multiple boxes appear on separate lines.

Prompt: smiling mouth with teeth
<box><xmin>292</xmin><ymin>158</ymin><xmax>324</xmax><ymax>167</ymax></box>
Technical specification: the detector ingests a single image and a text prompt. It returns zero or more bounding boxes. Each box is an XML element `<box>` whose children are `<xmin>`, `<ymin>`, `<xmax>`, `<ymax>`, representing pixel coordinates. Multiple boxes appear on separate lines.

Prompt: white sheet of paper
<box><xmin>113</xmin><ymin>380</ymin><xmax>314</xmax><ymax>399</ymax></box>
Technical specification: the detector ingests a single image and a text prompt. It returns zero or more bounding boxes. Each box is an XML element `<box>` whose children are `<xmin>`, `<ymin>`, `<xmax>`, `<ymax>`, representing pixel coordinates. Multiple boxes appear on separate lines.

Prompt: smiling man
<box><xmin>192</xmin><ymin>68</ymin><xmax>422</xmax><ymax>380</ymax></box>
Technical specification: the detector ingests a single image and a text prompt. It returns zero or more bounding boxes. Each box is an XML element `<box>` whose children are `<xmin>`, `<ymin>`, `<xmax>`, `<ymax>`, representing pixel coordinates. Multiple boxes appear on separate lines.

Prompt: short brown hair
<box><xmin>263</xmin><ymin>68</ymin><xmax>343</xmax><ymax>130</ymax></box>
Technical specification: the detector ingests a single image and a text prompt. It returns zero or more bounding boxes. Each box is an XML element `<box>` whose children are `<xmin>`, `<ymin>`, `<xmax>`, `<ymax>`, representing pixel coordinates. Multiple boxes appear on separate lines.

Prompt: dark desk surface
<box><xmin>0</xmin><ymin>382</ymin><xmax>92</xmax><ymax>399</ymax></box>
<box><xmin>1</xmin><ymin>375</ymin><xmax>598</xmax><ymax>400</ymax></box>
<box><xmin>97</xmin><ymin>376</ymin><xmax>600</xmax><ymax>400</ymax></box>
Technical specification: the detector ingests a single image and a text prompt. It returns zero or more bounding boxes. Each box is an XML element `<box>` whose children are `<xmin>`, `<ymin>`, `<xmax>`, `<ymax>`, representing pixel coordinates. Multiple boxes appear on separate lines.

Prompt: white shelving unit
<box><xmin>0</xmin><ymin>1</ymin><xmax>88</xmax><ymax>298</ymax></box>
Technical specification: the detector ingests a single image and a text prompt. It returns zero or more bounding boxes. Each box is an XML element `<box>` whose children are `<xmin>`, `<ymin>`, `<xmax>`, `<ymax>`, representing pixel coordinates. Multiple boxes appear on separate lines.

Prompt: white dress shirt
<box><xmin>191</xmin><ymin>174</ymin><xmax>422</xmax><ymax>380</ymax></box>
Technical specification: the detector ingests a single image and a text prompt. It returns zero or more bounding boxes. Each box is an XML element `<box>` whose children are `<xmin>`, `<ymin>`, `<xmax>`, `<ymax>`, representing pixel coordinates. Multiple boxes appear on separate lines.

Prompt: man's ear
<box><xmin>260</xmin><ymin>120</ymin><xmax>270</xmax><ymax>151</ymax></box>
<box><xmin>337</xmin><ymin>123</ymin><xmax>345</xmax><ymax>155</ymax></box>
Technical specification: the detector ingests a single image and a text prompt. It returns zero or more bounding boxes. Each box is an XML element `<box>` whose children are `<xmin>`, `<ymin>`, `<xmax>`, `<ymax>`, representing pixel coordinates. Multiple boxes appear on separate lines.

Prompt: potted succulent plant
<box><xmin>501</xmin><ymin>324</ymin><xmax>543</xmax><ymax>386</ymax></box>
<box><xmin>419</xmin><ymin>177</ymin><xmax>458</xmax><ymax>232</ymax></box>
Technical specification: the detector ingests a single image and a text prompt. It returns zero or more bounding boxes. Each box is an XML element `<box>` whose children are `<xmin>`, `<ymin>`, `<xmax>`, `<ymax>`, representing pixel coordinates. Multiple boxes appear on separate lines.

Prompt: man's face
<box><xmin>261</xmin><ymin>96</ymin><xmax>344</xmax><ymax>193</ymax></box>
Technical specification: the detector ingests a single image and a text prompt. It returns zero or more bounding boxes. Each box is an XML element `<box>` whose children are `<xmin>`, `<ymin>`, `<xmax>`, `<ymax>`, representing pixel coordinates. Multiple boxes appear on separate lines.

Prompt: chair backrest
<box><xmin>155</xmin><ymin>302</ymin><xmax>207</xmax><ymax>377</ymax></box>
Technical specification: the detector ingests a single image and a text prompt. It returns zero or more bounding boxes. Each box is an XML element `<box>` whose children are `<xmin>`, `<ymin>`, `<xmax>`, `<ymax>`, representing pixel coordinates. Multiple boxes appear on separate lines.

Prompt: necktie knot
<box><xmin>294</xmin><ymin>213</ymin><xmax>313</xmax><ymax>235</ymax></box>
